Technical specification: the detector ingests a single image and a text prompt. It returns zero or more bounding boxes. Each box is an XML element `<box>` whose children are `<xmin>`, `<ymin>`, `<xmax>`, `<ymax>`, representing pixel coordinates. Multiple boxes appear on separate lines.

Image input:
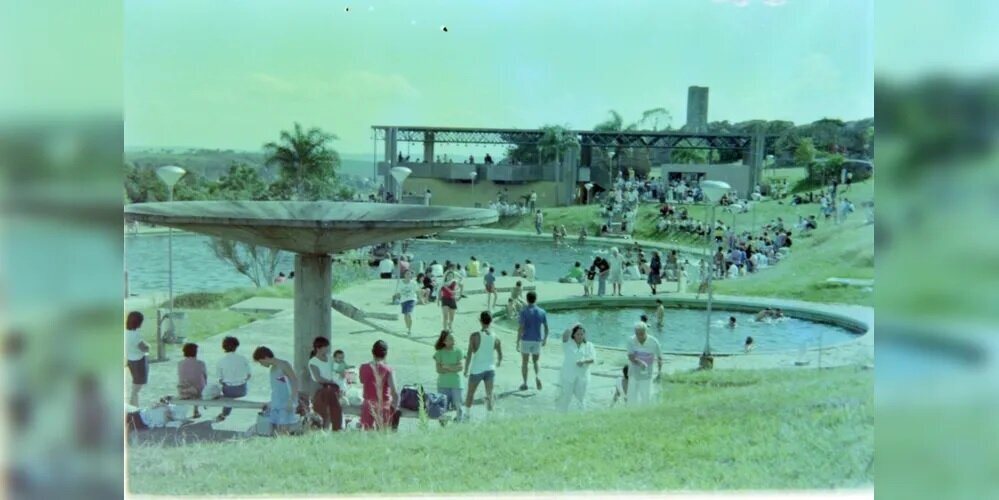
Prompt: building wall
<box><xmin>658</xmin><ymin>163</ymin><xmax>751</xmax><ymax>197</ymax></box>
<box><xmin>398</xmin><ymin>178</ymin><xmax>564</xmax><ymax>208</ymax></box>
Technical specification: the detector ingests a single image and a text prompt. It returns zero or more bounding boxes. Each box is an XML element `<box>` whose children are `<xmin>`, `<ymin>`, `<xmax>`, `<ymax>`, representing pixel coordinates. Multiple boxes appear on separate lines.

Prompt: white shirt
<box><xmin>530</xmin><ymin>192</ymin><xmax>537</xmax><ymax>202</ymax></box>
<box><xmin>378</xmin><ymin>258</ymin><xmax>394</xmax><ymax>274</ymax></box>
<box><xmin>139</xmin><ymin>405</ymin><xmax>173</xmax><ymax>428</ymax></box>
<box><xmin>217</xmin><ymin>352</ymin><xmax>251</xmax><ymax>386</ymax></box>
<box><xmin>309</xmin><ymin>356</ymin><xmax>335</xmax><ymax>384</ymax></box>
<box><xmin>469</xmin><ymin>329</ymin><xmax>497</xmax><ymax>375</ymax></box>
<box><xmin>627</xmin><ymin>335</ymin><xmax>662</xmax><ymax>381</ymax></box>
<box><xmin>562</xmin><ymin>340</ymin><xmax>596</xmax><ymax>379</ymax></box>
<box><xmin>525</xmin><ymin>263</ymin><xmax>536</xmax><ymax>281</ymax></box>
<box><xmin>125</xmin><ymin>329</ymin><xmax>145</xmax><ymax>361</ymax></box>
<box><xmin>398</xmin><ymin>279</ymin><xmax>419</xmax><ymax>303</ymax></box>
<box><xmin>430</xmin><ymin>263</ymin><xmax>444</xmax><ymax>277</ymax></box>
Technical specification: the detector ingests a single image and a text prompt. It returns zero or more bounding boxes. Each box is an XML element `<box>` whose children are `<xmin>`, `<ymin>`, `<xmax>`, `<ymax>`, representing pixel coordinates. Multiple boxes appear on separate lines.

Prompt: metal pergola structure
<box><xmin>371</xmin><ymin>125</ymin><xmax>776</xmax><ymax>150</ymax></box>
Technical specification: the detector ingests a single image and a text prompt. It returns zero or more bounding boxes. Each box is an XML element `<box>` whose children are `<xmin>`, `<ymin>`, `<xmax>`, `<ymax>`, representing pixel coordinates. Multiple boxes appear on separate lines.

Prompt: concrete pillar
<box><xmin>423</xmin><ymin>132</ymin><xmax>435</xmax><ymax>164</ymax></box>
<box><xmin>384</xmin><ymin>128</ymin><xmax>398</xmax><ymax>193</ymax></box>
<box><xmin>748</xmin><ymin>126</ymin><xmax>766</xmax><ymax>195</ymax></box>
<box><xmin>294</xmin><ymin>253</ymin><xmax>332</xmax><ymax>395</ymax></box>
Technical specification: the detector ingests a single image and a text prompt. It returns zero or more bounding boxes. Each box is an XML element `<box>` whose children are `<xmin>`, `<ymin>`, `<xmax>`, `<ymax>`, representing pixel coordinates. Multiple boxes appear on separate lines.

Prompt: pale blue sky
<box><xmin>124</xmin><ymin>0</ymin><xmax>873</xmax><ymax>155</ymax></box>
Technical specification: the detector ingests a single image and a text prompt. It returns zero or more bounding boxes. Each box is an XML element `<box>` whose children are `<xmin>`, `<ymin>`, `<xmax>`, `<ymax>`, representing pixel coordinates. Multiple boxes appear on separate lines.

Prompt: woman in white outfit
<box><xmin>608</xmin><ymin>247</ymin><xmax>624</xmax><ymax>296</ymax></box>
<box><xmin>558</xmin><ymin>323</ymin><xmax>596</xmax><ymax>412</ymax></box>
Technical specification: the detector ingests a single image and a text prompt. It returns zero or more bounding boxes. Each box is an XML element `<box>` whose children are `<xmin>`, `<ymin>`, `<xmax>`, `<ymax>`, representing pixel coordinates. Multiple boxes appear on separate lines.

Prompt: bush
<box><xmin>168</xmin><ymin>289</ymin><xmax>257</xmax><ymax>309</ymax></box>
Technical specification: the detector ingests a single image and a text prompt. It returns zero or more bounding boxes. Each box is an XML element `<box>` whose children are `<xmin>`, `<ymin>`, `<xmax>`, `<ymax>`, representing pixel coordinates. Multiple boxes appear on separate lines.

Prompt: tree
<box><xmin>263</xmin><ymin>123</ymin><xmax>341</xmax><ymax>201</ymax></box>
<box><xmin>794</xmin><ymin>138</ymin><xmax>818</xmax><ymax>166</ymax></box>
<box><xmin>669</xmin><ymin>148</ymin><xmax>708</xmax><ymax>164</ymax></box>
<box><xmin>206</xmin><ymin>162</ymin><xmax>283</xmax><ymax>287</ymax></box>
<box><xmin>536</xmin><ymin>125</ymin><xmax>579</xmax><ymax>164</ymax></box>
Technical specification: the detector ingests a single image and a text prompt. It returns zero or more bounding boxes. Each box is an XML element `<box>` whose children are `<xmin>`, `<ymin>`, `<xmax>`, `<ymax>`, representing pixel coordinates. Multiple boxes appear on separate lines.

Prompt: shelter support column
<box><xmin>424</xmin><ymin>132</ymin><xmax>435</xmax><ymax>164</ymax></box>
<box><xmin>294</xmin><ymin>253</ymin><xmax>332</xmax><ymax>395</ymax></box>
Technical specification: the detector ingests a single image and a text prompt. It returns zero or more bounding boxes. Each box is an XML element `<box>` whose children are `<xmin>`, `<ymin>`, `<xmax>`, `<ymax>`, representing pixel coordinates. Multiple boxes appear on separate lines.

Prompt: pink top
<box><xmin>177</xmin><ymin>358</ymin><xmax>207</xmax><ymax>392</ymax></box>
<box><xmin>441</xmin><ymin>285</ymin><xmax>456</xmax><ymax>300</ymax></box>
<box><xmin>359</xmin><ymin>361</ymin><xmax>393</xmax><ymax>407</ymax></box>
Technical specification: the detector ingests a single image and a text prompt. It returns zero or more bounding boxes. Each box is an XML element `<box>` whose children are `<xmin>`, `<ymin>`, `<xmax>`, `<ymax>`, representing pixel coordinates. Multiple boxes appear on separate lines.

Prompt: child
<box><xmin>727</xmin><ymin>316</ymin><xmax>737</xmax><ymax>329</ymax></box>
<box><xmin>744</xmin><ymin>336</ymin><xmax>755</xmax><ymax>353</ymax></box>
<box><xmin>331</xmin><ymin>349</ymin><xmax>349</xmax><ymax>387</ymax></box>
<box><xmin>506</xmin><ymin>298</ymin><xmax>519</xmax><ymax>318</ymax></box>
<box><xmin>510</xmin><ymin>280</ymin><xmax>525</xmax><ymax>308</ymax></box>
<box><xmin>610</xmin><ymin>365</ymin><xmax>629</xmax><ymax>407</ymax></box>
<box><xmin>655</xmin><ymin>300</ymin><xmax>665</xmax><ymax>328</ymax></box>
<box><xmin>584</xmin><ymin>266</ymin><xmax>596</xmax><ymax>297</ymax></box>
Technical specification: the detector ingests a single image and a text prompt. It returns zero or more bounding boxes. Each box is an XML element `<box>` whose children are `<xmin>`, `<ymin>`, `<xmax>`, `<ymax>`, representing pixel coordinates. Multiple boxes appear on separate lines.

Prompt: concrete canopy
<box><xmin>124</xmin><ymin>200</ymin><xmax>498</xmax><ymax>394</ymax></box>
<box><xmin>123</xmin><ymin>201</ymin><xmax>499</xmax><ymax>254</ymax></box>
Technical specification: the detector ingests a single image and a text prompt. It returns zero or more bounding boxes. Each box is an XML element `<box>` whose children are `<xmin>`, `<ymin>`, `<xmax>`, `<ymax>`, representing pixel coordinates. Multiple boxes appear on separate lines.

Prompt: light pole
<box><xmin>389</xmin><ymin>166</ymin><xmax>412</xmax><ymax>204</ymax></box>
<box><xmin>585</xmin><ymin>182</ymin><xmax>594</xmax><ymax>205</ymax></box>
<box><xmin>699</xmin><ymin>179</ymin><xmax>731</xmax><ymax>370</ymax></box>
<box><xmin>155</xmin><ymin>165</ymin><xmax>186</xmax><ymax>362</ymax></box>
<box><xmin>470</xmin><ymin>171</ymin><xmax>478</xmax><ymax>206</ymax></box>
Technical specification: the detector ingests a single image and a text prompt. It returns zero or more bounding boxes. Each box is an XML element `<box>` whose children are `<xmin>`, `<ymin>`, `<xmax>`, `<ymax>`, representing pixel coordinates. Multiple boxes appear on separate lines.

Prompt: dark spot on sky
<box><xmin>345</xmin><ymin>7</ymin><xmax>350</xmax><ymax>12</ymax></box>
<box><xmin>441</xmin><ymin>26</ymin><xmax>448</xmax><ymax>32</ymax></box>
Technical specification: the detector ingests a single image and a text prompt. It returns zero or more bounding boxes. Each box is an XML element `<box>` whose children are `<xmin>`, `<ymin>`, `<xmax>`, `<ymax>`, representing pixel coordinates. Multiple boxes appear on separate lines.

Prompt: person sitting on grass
<box><xmin>176</xmin><ymin>343</ymin><xmax>207</xmax><ymax>418</ymax></box>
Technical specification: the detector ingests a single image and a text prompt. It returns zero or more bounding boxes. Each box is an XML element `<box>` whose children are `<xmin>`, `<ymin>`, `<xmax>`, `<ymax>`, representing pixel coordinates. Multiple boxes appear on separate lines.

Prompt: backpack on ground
<box><xmin>399</xmin><ymin>385</ymin><xmax>424</xmax><ymax>411</ymax></box>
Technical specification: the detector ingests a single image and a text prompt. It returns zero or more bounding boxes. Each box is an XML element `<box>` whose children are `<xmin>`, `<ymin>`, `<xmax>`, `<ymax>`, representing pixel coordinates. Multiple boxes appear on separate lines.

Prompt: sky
<box><xmin>124</xmin><ymin>0</ymin><xmax>874</xmax><ymax>156</ymax></box>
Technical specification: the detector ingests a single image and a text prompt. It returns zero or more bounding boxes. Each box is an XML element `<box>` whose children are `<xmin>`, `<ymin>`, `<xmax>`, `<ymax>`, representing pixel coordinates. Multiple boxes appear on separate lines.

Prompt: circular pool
<box><xmin>531</xmin><ymin>303</ymin><xmax>863</xmax><ymax>355</ymax></box>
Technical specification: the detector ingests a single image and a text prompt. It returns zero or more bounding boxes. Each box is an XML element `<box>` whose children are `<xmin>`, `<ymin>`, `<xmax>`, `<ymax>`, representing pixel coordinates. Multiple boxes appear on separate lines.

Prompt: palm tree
<box><xmin>263</xmin><ymin>123</ymin><xmax>340</xmax><ymax>201</ymax></box>
<box><xmin>537</xmin><ymin>125</ymin><xmax>579</xmax><ymax>165</ymax></box>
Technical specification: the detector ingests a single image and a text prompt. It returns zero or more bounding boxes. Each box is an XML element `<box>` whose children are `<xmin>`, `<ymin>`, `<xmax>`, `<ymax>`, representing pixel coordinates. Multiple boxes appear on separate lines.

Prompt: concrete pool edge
<box><xmin>492</xmin><ymin>294</ymin><xmax>873</xmax><ymax>358</ymax></box>
<box><xmin>445</xmin><ymin>227</ymin><xmax>706</xmax><ymax>256</ymax></box>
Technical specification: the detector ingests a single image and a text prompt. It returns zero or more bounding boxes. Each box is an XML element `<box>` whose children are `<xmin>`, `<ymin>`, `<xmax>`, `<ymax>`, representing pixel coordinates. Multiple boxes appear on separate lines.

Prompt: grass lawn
<box><xmin>127</xmin><ymin>366</ymin><xmax>872</xmax><ymax>495</ymax></box>
<box><xmin>133</xmin><ymin>306</ymin><xmax>268</xmax><ymax>348</ymax></box>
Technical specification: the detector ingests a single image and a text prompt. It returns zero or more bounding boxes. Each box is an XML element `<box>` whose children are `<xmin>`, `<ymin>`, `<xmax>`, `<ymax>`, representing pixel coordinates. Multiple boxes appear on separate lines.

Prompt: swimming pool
<box><xmin>539</xmin><ymin>306</ymin><xmax>860</xmax><ymax>354</ymax></box>
<box><xmin>125</xmin><ymin>232</ymin><xmax>695</xmax><ymax>296</ymax></box>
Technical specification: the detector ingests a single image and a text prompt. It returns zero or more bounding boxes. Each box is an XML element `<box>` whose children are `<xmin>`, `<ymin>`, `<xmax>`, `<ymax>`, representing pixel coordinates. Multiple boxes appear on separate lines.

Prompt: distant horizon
<box><xmin>125</xmin><ymin>113</ymin><xmax>874</xmax><ymax>157</ymax></box>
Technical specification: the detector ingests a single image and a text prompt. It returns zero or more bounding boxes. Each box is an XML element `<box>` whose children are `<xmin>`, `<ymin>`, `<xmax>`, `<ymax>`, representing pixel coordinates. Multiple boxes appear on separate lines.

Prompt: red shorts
<box><xmin>485</xmin><ymin>284</ymin><xmax>496</xmax><ymax>293</ymax></box>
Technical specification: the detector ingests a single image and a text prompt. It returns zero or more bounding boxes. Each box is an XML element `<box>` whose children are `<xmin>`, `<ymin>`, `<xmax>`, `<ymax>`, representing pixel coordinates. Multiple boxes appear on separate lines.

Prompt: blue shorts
<box><xmin>468</xmin><ymin>370</ymin><xmax>495</xmax><ymax>385</ymax></box>
<box><xmin>401</xmin><ymin>300</ymin><xmax>415</xmax><ymax>315</ymax></box>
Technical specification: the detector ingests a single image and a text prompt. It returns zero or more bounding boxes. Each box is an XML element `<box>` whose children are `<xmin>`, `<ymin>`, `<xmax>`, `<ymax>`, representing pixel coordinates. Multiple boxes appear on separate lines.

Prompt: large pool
<box><xmin>541</xmin><ymin>307</ymin><xmax>860</xmax><ymax>354</ymax></box>
<box><xmin>125</xmin><ymin>232</ymin><xmax>692</xmax><ymax>296</ymax></box>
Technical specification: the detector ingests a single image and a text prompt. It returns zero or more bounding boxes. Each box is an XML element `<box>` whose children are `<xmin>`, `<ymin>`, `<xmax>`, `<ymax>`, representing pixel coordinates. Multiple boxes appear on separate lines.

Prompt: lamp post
<box><xmin>389</xmin><ymin>166</ymin><xmax>412</xmax><ymax>204</ymax></box>
<box><xmin>699</xmin><ymin>179</ymin><xmax>731</xmax><ymax>370</ymax></box>
<box><xmin>155</xmin><ymin>165</ymin><xmax>186</xmax><ymax>362</ymax></box>
<box><xmin>470</xmin><ymin>171</ymin><xmax>478</xmax><ymax>206</ymax></box>
<box><xmin>584</xmin><ymin>182</ymin><xmax>594</xmax><ymax>205</ymax></box>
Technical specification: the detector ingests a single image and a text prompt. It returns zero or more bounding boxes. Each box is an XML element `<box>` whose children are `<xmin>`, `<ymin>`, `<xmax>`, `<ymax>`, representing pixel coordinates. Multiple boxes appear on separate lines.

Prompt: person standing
<box><xmin>308</xmin><ymin>337</ymin><xmax>343</xmax><ymax>431</ymax></box>
<box><xmin>467</xmin><ymin>256</ymin><xmax>480</xmax><ymax>277</ymax></box>
<box><xmin>176</xmin><ymin>343</ymin><xmax>207</xmax><ymax>418</ymax></box>
<box><xmin>125</xmin><ymin>311</ymin><xmax>150</xmax><ymax>407</ymax></box>
<box><xmin>648</xmin><ymin>250</ymin><xmax>662</xmax><ymax>295</ymax></box>
<box><xmin>398</xmin><ymin>271</ymin><xmax>419</xmax><ymax>335</ymax></box>
<box><xmin>252</xmin><ymin>346</ymin><xmax>300</xmax><ymax>433</ymax></box>
<box><xmin>595</xmin><ymin>257</ymin><xmax>610</xmax><ymax>297</ymax></box>
<box><xmin>584</xmin><ymin>265</ymin><xmax>596</xmax><ymax>297</ymax></box>
<box><xmin>439</xmin><ymin>280</ymin><xmax>460</xmax><ymax>331</ymax></box>
<box><xmin>483</xmin><ymin>267</ymin><xmax>498</xmax><ymax>311</ymax></box>
<box><xmin>529</xmin><ymin>190</ymin><xmax>538</xmax><ymax>211</ymax></box>
<box><xmin>464</xmin><ymin>311</ymin><xmax>502</xmax><ymax>419</ymax></box>
<box><xmin>216</xmin><ymin>336</ymin><xmax>251</xmax><ymax>422</ymax></box>
<box><xmin>433</xmin><ymin>331</ymin><xmax>465</xmax><ymax>421</ymax></box>
<box><xmin>534</xmin><ymin>209</ymin><xmax>544</xmax><ymax>235</ymax></box>
<box><xmin>609</xmin><ymin>247</ymin><xmax>625</xmax><ymax>296</ymax></box>
<box><xmin>557</xmin><ymin>323</ymin><xmax>596</xmax><ymax>412</ymax></box>
<box><xmin>378</xmin><ymin>256</ymin><xmax>394</xmax><ymax>279</ymax></box>
<box><xmin>626</xmin><ymin>322</ymin><xmax>662</xmax><ymax>407</ymax></box>
<box><xmin>359</xmin><ymin>340</ymin><xmax>400</xmax><ymax>430</ymax></box>
<box><xmin>517</xmin><ymin>291</ymin><xmax>549</xmax><ymax>391</ymax></box>
<box><xmin>424</xmin><ymin>188</ymin><xmax>432</xmax><ymax>206</ymax></box>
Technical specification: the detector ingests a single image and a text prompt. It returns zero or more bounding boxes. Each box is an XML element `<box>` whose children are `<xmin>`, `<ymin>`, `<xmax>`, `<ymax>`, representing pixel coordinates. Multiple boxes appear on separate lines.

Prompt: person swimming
<box><xmin>727</xmin><ymin>316</ymin><xmax>737</xmax><ymax>329</ymax></box>
<box><xmin>744</xmin><ymin>336</ymin><xmax>754</xmax><ymax>353</ymax></box>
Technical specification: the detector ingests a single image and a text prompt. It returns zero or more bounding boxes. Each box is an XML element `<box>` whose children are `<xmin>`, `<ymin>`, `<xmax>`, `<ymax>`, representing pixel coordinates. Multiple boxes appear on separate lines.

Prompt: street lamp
<box><xmin>584</xmin><ymin>182</ymin><xmax>594</xmax><ymax>205</ymax></box>
<box><xmin>389</xmin><ymin>166</ymin><xmax>412</xmax><ymax>204</ymax></box>
<box><xmin>155</xmin><ymin>165</ymin><xmax>186</xmax><ymax>362</ymax></box>
<box><xmin>470</xmin><ymin>171</ymin><xmax>478</xmax><ymax>206</ymax></box>
<box><xmin>699</xmin><ymin>179</ymin><xmax>731</xmax><ymax>370</ymax></box>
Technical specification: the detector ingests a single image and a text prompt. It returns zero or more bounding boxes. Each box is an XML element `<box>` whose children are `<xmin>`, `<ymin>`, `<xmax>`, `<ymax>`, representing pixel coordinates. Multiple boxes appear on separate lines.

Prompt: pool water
<box><xmin>125</xmin><ymin>232</ymin><xmax>697</xmax><ymax>296</ymax></box>
<box><xmin>541</xmin><ymin>307</ymin><xmax>860</xmax><ymax>354</ymax></box>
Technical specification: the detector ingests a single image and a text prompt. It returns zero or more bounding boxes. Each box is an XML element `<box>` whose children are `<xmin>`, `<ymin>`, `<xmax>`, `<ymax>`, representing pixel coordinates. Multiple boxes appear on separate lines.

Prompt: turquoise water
<box><xmin>125</xmin><ymin>232</ymin><xmax>693</xmax><ymax>296</ymax></box>
<box><xmin>542</xmin><ymin>307</ymin><xmax>860</xmax><ymax>354</ymax></box>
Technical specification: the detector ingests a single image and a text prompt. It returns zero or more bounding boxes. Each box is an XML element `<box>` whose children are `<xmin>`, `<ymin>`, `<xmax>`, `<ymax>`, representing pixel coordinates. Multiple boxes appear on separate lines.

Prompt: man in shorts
<box><xmin>517</xmin><ymin>291</ymin><xmax>549</xmax><ymax>391</ymax></box>
<box><xmin>484</xmin><ymin>267</ymin><xmax>498</xmax><ymax>311</ymax></box>
<box><xmin>464</xmin><ymin>311</ymin><xmax>503</xmax><ymax>419</ymax></box>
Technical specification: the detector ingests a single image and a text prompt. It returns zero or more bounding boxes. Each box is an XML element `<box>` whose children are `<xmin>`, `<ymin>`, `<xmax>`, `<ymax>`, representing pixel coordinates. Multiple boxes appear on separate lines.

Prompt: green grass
<box><xmin>134</xmin><ymin>307</ymin><xmax>267</xmax><ymax>347</ymax></box>
<box><xmin>127</xmin><ymin>366</ymin><xmax>873</xmax><ymax>494</ymax></box>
